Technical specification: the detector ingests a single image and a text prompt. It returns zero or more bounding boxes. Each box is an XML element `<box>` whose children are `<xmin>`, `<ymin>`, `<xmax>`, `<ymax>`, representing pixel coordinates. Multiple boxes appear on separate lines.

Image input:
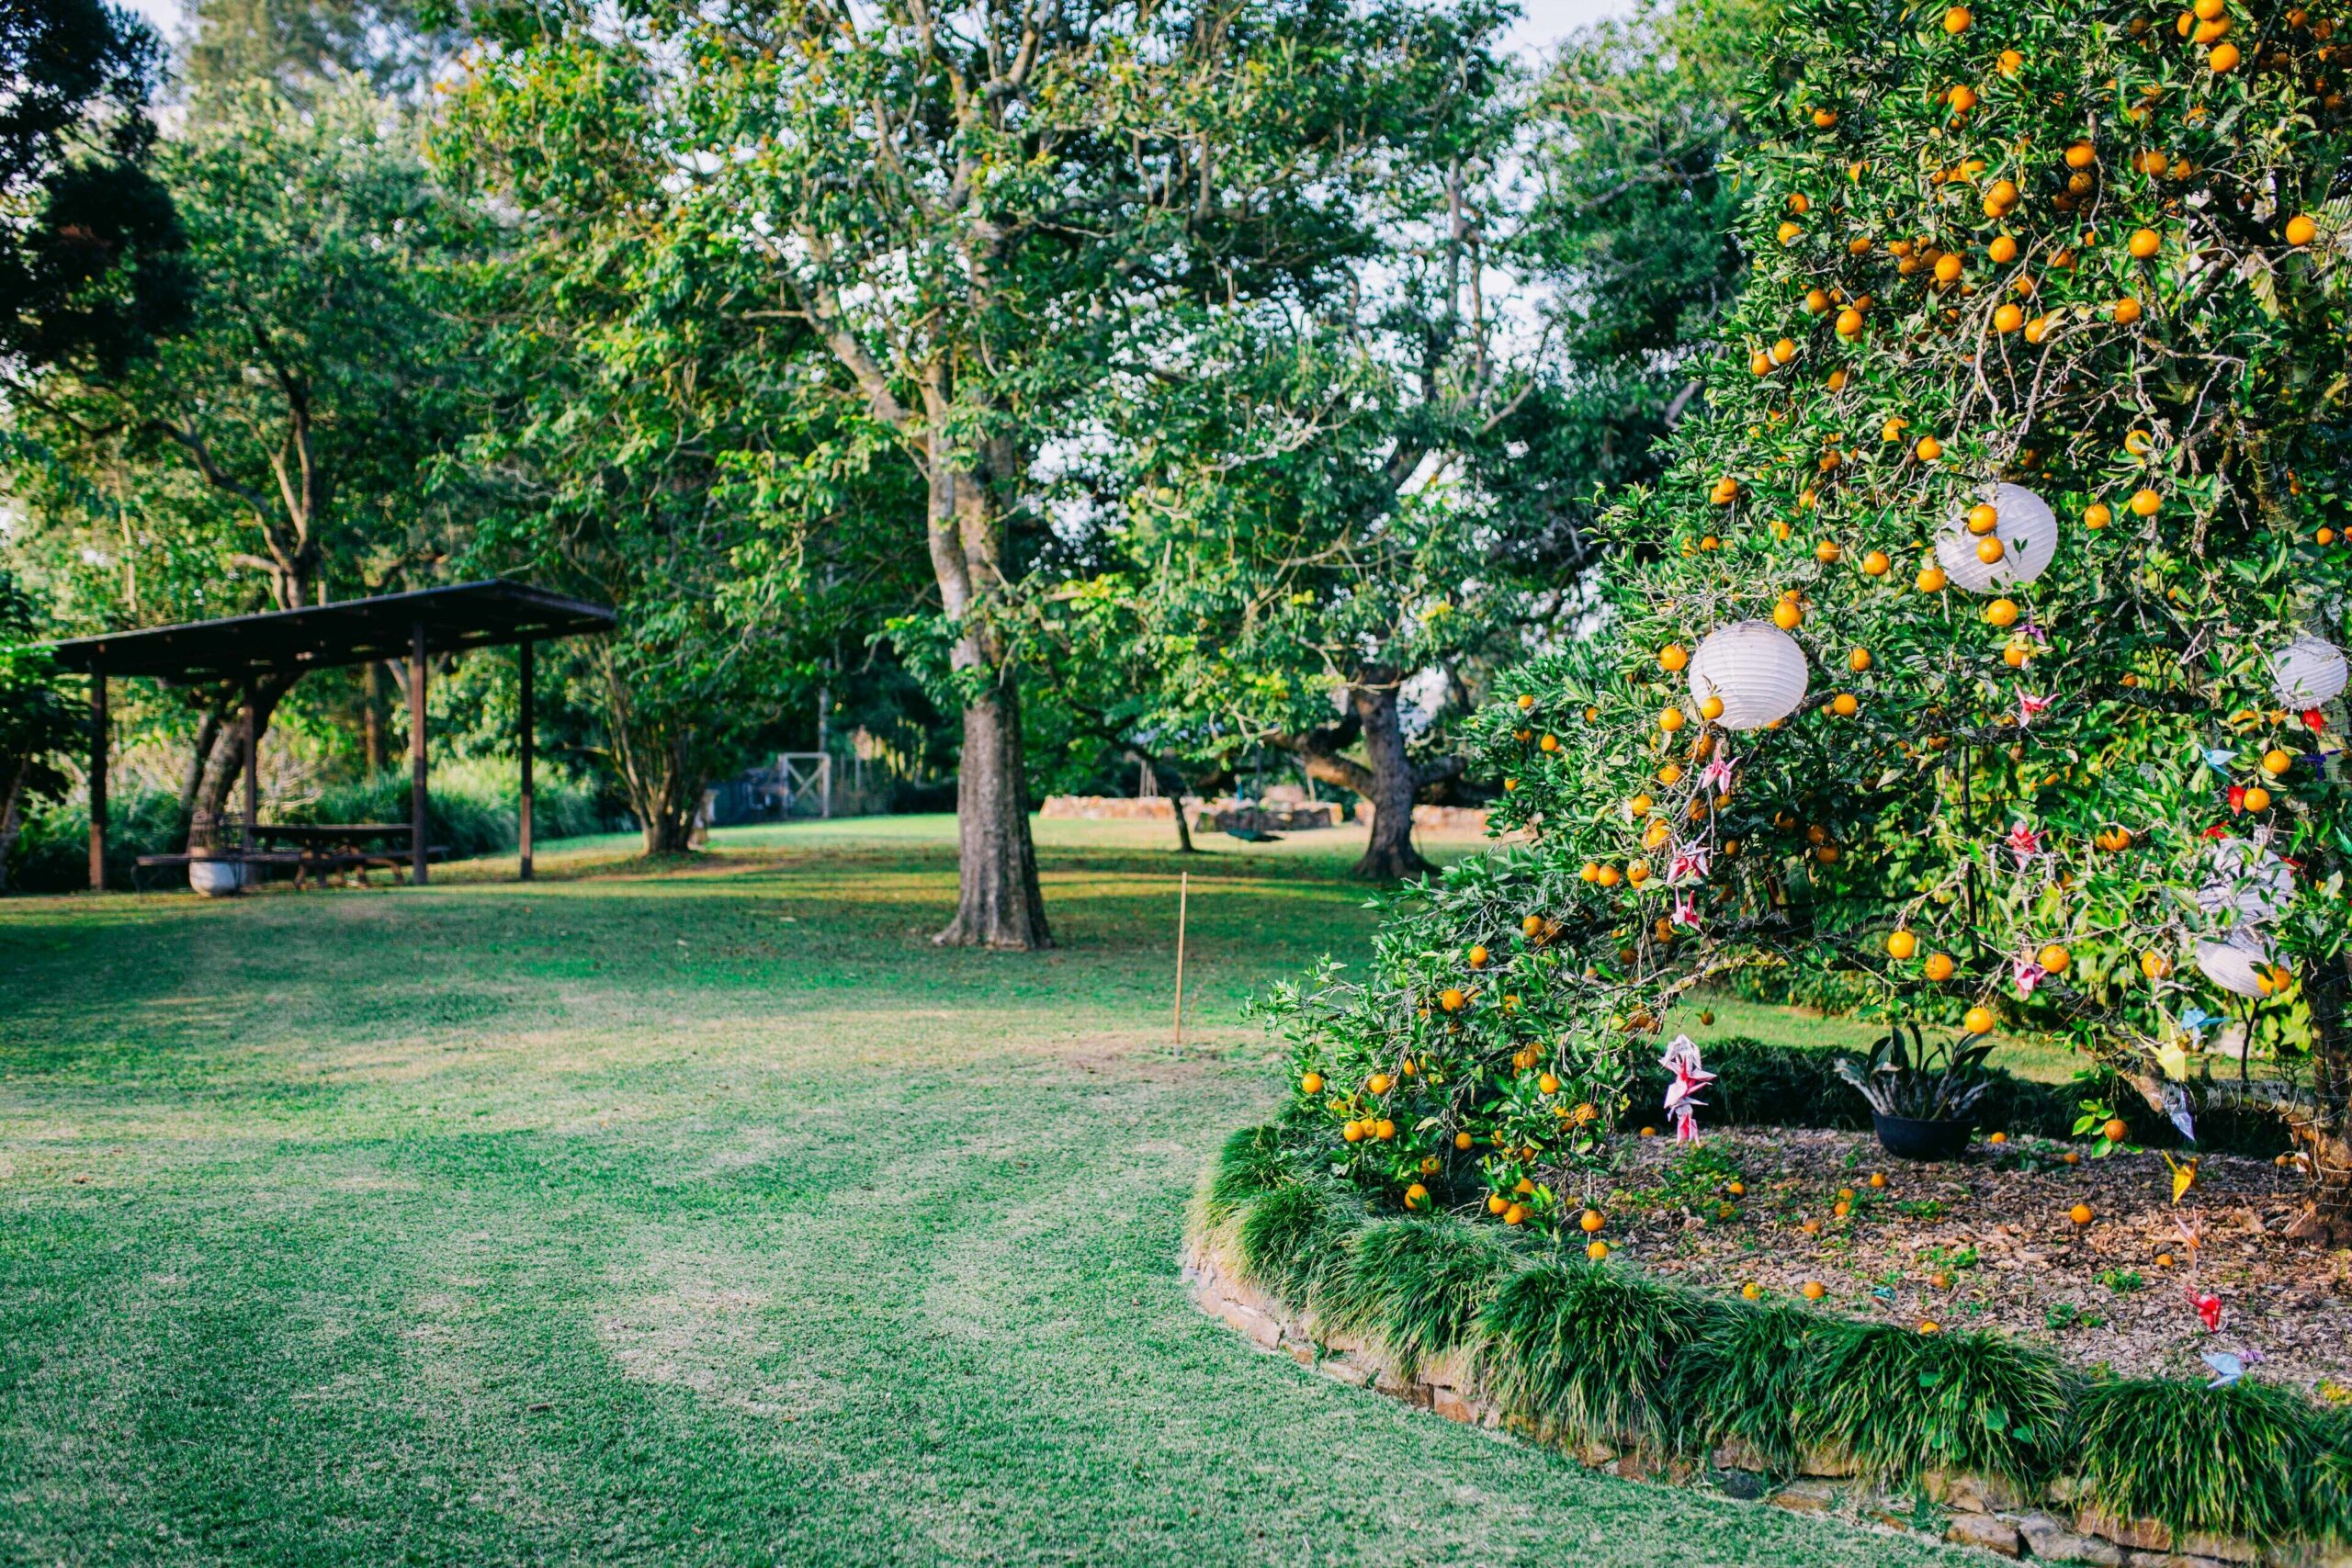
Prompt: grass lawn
<box><xmin>0</xmin><ymin>814</ymin><xmax>1978</xmax><ymax>1566</ymax></box>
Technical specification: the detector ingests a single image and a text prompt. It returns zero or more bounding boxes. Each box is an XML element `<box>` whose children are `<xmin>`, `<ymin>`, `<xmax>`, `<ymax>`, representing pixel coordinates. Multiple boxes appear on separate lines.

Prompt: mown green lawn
<box><xmin>0</xmin><ymin>815</ymin><xmax>1975</xmax><ymax>1566</ymax></box>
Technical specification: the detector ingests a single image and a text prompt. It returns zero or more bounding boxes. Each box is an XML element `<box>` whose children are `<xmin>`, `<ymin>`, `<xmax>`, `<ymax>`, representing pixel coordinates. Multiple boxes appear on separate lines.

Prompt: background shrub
<box><xmin>1690</xmin><ymin>1038</ymin><xmax>2288</xmax><ymax>1158</ymax></box>
<box><xmin>8</xmin><ymin>783</ymin><xmax>182</xmax><ymax>893</ymax></box>
<box><xmin>295</xmin><ymin>759</ymin><xmax>606</xmax><ymax>859</ymax></box>
<box><xmin>4</xmin><ymin>761</ymin><xmax>611</xmax><ymax>894</ymax></box>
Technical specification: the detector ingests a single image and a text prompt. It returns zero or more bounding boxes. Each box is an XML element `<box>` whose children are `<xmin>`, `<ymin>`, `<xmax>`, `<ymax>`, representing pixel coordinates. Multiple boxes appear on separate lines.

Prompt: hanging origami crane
<box><xmin>1698</xmin><ymin>751</ymin><xmax>1736</xmax><ymax>796</ymax></box>
<box><xmin>2161</xmin><ymin>1150</ymin><xmax>2199</xmax><ymax>1204</ymax></box>
<box><xmin>2200</xmin><ymin>746</ymin><xmax>2238</xmax><ymax>773</ymax></box>
<box><xmin>1659</xmin><ymin>1034</ymin><xmax>1715</xmax><ymax>1144</ymax></box>
<box><xmin>2003</xmin><ymin>822</ymin><xmax>2044</xmax><ymax>864</ymax></box>
<box><xmin>2187</xmin><ymin>1285</ymin><xmax>2223</xmax><ymax>1333</ymax></box>
<box><xmin>1669</xmin><ymin>895</ymin><xmax>1702</xmax><ymax>930</ymax></box>
<box><xmin>1668</xmin><ymin>842</ymin><xmax>1712</xmax><ymax>885</ymax></box>
<box><xmin>2202</xmin><ymin>1350</ymin><xmax>2248</xmax><ymax>1388</ymax></box>
<box><xmin>2017</xmin><ymin>691</ymin><xmax>2054</xmax><ymax>728</ymax></box>
<box><xmin>2160</xmin><ymin>1080</ymin><xmax>2197</xmax><ymax>1141</ymax></box>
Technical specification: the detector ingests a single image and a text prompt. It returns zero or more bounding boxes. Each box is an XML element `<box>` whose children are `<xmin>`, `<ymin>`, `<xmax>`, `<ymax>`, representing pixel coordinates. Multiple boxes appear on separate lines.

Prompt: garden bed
<box><xmin>1193</xmin><ymin>1123</ymin><xmax>2352</xmax><ymax>1566</ymax></box>
<box><xmin>1602</xmin><ymin>1126</ymin><xmax>2352</xmax><ymax>1396</ymax></box>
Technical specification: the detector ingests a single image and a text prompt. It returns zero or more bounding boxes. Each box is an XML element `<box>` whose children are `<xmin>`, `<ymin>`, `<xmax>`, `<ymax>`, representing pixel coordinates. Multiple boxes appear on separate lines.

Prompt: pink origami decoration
<box><xmin>2017</xmin><ymin>691</ymin><xmax>2053</xmax><ymax>728</ymax></box>
<box><xmin>1668</xmin><ymin>842</ymin><xmax>1712</xmax><ymax>886</ymax></box>
<box><xmin>1660</xmin><ymin>1034</ymin><xmax>1715</xmax><ymax>1143</ymax></box>
<box><xmin>2011</xmin><ymin>952</ymin><xmax>2048</xmax><ymax>998</ymax></box>
<box><xmin>2003</xmin><ymin>822</ymin><xmax>2044</xmax><ymax>865</ymax></box>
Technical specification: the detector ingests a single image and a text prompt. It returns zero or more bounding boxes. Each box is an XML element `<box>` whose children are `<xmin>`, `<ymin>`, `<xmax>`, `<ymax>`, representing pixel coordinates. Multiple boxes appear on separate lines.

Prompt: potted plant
<box><xmin>1836</xmin><ymin>1023</ymin><xmax>1995</xmax><ymax>1161</ymax></box>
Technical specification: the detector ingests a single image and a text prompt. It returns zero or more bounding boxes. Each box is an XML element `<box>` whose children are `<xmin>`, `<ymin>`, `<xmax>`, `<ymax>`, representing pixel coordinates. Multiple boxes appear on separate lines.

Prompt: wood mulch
<box><xmin>1594</xmin><ymin>1125</ymin><xmax>2352</xmax><ymax>1401</ymax></box>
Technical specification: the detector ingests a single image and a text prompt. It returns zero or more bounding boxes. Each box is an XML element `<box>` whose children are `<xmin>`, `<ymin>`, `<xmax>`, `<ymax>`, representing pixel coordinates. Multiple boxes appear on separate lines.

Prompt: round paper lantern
<box><xmin>1933</xmin><ymin>482</ymin><xmax>2060</xmax><ymax>594</ymax></box>
<box><xmin>2270</xmin><ymin>634</ymin><xmax>2348</xmax><ymax>708</ymax></box>
<box><xmin>2195</xmin><ymin>937</ymin><xmax>2274</xmax><ymax>998</ymax></box>
<box><xmin>1687</xmin><ymin>620</ymin><xmax>1809</xmax><ymax>730</ymax></box>
<box><xmin>2197</xmin><ymin>835</ymin><xmax>2294</xmax><ymax>928</ymax></box>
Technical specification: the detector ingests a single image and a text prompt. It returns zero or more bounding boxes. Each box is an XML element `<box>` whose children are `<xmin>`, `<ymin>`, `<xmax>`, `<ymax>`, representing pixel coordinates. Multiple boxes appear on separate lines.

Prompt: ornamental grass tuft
<box><xmin>1475</xmin><ymin>1259</ymin><xmax>1714</xmax><ymax>1452</ymax></box>
<box><xmin>1234</xmin><ymin>1177</ymin><xmax>1356</xmax><ymax>1303</ymax></box>
<box><xmin>1311</xmin><ymin>1216</ymin><xmax>1517</xmax><ymax>1379</ymax></box>
<box><xmin>2073</xmin><ymin>1377</ymin><xmax>2326</xmax><ymax>1545</ymax></box>
<box><xmin>1793</xmin><ymin>1321</ymin><xmax>2065</xmax><ymax>1487</ymax></box>
<box><xmin>1673</xmin><ymin>1300</ymin><xmax>1819</xmax><ymax>1472</ymax></box>
<box><xmin>1205</xmin><ymin>1123</ymin><xmax>1295</xmax><ymax>1224</ymax></box>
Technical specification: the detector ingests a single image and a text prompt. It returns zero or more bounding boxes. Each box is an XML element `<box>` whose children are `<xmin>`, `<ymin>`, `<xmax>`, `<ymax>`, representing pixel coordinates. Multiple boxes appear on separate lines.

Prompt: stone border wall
<box><xmin>1182</xmin><ymin>1225</ymin><xmax>2348</xmax><ymax>1568</ymax></box>
<box><xmin>1039</xmin><ymin>795</ymin><xmax>1184</xmax><ymax>820</ymax></box>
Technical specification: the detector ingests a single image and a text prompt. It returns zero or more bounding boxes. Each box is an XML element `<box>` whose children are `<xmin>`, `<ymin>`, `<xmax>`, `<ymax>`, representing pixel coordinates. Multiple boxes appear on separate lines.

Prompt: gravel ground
<box><xmin>1596</xmin><ymin>1126</ymin><xmax>2352</xmax><ymax>1400</ymax></box>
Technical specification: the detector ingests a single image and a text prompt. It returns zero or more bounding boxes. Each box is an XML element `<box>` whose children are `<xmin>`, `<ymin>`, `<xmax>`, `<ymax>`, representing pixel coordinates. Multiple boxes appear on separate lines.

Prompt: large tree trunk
<box><xmin>172</xmin><ymin>705</ymin><xmax>225</xmax><ymax>852</ymax></box>
<box><xmin>1271</xmin><ymin>672</ymin><xmax>1461</xmax><ymax>884</ymax></box>
<box><xmin>1349</xmin><ymin>676</ymin><xmax>1433</xmax><ymax>883</ymax></box>
<box><xmin>2290</xmin><ymin>953</ymin><xmax>2352</xmax><ymax>1243</ymax></box>
<box><xmin>187</xmin><ymin>679</ymin><xmax>294</xmax><ymax>840</ymax></box>
<box><xmin>935</xmin><ymin>678</ymin><xmax>1051</xmax><ymax>948</ymax></box>
<box><xmin>624</xmin><ymin>751</ymin><xmax>703</xmax><ymax>856</ymax></box>
<box><xmin>1170</xmin><ymin>786</ymin><xmax>1197</xmax><ymax>854</ymax></box>
<box><xmin>927</xmin><ymin>432</ymin><xmax>1050</xmax><ymax>950</ymax></box>
<box><xmin>0</xmin><ymin>761</ymin><xmax>25</xmax><ymax>894</ymax></box>
<box><xmin>640</xmin><ymin>794</ymin><xmax>698</xmax><ymax>855</ymax></box>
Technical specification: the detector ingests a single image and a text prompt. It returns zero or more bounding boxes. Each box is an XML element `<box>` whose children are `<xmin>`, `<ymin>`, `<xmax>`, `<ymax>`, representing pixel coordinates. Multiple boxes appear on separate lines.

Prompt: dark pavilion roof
<box><xmin>44</xmin><ymin>580</ymin><xmax>615</xmax><ymax>684</ymax></box>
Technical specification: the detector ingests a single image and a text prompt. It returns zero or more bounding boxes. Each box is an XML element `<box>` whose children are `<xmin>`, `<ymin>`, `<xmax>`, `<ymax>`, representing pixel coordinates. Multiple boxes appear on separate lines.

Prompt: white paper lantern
<box><xmin>1687</xmin><ymin>620</ymin><xmax>1809</xmax><ymax>730</ymax></box>
<box><xmin>2195</xmin><ymin>937</ymin><xmax>2275</xmax><ymax>998</ymax></box>
<box><xmin>2197</xmin><ymin>835</ymin><xmax>2294</xmax><ymax>928</ymax></box>
<box><xmin>2270</xmin><ymin>634</ymin><xmax>2348</xmax><ymax>708</ymax></box>
<box><xmin>1933</xmin><ymin>482</ymin><xmax>2060</xmax><ymax>594</ymax></box>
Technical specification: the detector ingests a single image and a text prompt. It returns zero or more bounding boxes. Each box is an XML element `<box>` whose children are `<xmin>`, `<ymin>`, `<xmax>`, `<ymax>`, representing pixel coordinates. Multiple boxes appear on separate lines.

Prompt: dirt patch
<box><xmin>1056</xmin><ymin>1037</ymin><xmax>1227</xmax><ymax>1083</ymax></box>
<box><xmin>1602</xmin><ymin>1127</ymin><xmax>2352</xmax><ymax>1398</ymax></box>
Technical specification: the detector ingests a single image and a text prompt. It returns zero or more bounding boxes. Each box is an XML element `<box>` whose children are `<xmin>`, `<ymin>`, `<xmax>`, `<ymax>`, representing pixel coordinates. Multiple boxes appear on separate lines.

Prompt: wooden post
<box><xmin>241</xmin><ymin>687</ymin><xmax>258</xmax><ymax>855</ymax></box>
<box><xmin>517</xmin><ymin>639</ymin><xmax>535</xmax><ymax>882</ymax></box>
<box><xmin>1173</xmin><ymin>870</ymin><xmax>1190</xmax><ymax>1045</ymax></box>
<box><xmin>87</xmin><ymin>676</ymin><xmax>107</xmax><ymax>892</ymax></box>
<box><xmin>410</xmin><ymin>623</ymin><xmax>428</xmax><ymax>886</ymax></box>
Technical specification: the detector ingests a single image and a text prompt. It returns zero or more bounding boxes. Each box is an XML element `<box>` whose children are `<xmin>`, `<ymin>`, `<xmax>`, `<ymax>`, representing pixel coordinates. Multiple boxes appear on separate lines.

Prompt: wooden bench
<box><xmin>134</xmin><ymin>839</ymin><xmax>450</xmax><ymax>891</ymax></box>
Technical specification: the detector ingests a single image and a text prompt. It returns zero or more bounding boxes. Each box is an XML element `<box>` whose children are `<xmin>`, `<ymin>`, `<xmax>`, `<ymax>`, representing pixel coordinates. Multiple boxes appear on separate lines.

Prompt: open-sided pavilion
<box><xmin>46</xmin><ymin>580</ymin><xmax>615</xmax><ymax>891</ymax></box>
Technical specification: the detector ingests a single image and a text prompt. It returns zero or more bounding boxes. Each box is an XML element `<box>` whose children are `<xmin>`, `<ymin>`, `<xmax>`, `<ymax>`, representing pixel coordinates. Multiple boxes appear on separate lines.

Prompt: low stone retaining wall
<box><xmin>1039</xmin><ymin>795</ymin><xmax>1182</xmax><ymax>820</ymax></box>
<box><xmin>1355</xmin><ymin>802</ymin><xmax>1490</xmax><ymax>833</ymax></box>
<box><xmin>1182</xmin><ymin>1226</ymin><xmax>2347</xmax><ymax>1568</ymax></box>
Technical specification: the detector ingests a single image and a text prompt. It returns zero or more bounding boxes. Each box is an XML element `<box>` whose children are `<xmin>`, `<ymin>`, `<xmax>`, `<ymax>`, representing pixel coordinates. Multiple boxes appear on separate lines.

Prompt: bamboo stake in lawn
<box><xmin>1173</xmin><ymin>871</ymin><xmax>1189</xmax><ymax>1045</ymax></box>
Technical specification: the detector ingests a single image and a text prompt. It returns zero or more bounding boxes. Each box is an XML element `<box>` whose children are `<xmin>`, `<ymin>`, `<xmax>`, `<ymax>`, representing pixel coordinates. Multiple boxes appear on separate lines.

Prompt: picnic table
<box><xmin>135</xmin><ymin>823</ymin><xmax>449</xmax><ymax>892</ymax></box>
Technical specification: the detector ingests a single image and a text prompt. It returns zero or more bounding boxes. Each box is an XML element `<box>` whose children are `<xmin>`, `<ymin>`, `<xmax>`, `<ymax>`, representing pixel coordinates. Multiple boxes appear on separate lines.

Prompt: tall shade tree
<box><xmin>1057</xmin><ymin>0</ymin><xmax>1764</xmax><ymax>882</ymax></box>
<box><xmin>0</xmin><ymin>0</ymin><xmax>187</xmax><ymax>374</ymax></box>
<box><xmin>5</xmin><ymin>84</ymin><xmax>479</xmax><ymax>838</ymax></box>
<box><xmin>1065</xmin><ymin>311</ymin><xmax>1528</xmax><ymax>881</ymax></box>
<box><xmin>1518</xmin><ymin>0</ymin><xmax>1767</xmax><ymax>491</ymax></box>
<box><xmin>178</xmin><ymin>0</ymin><xmax>461</xmax><ymax>99</ymax></box>
<box><xmin>467</xmin><ymin>0</ymin><xmax>1497</xmax><ymax>945</ymax></box>
<box><xmin>1274</xmin><ymin>0</ymin><xmax>2352</xmax><ymax>1241</ymax></box>
<box><xmin>435</xmin><ymin>33</ymin><xmax>930</xmax><ymax>852</ymax></box>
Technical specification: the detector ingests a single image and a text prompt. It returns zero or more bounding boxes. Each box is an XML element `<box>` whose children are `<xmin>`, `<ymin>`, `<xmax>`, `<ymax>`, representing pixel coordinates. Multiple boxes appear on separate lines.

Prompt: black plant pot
<box><xmin>1871</xmin><ymin>1111</ymin><xmax>1973</xmax><ymax>1162</ymax></box>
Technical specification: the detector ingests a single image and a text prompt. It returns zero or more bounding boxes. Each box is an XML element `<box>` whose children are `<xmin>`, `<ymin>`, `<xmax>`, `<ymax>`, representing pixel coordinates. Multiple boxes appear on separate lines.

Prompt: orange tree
<box><xmin>1268</xmin><ymin>0</ymin><xmax>2352</xmax><ymax>1240</ymax></box>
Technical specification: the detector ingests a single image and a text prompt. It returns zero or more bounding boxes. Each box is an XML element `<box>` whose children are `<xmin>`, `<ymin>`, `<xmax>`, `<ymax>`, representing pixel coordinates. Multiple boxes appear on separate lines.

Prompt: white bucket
<box><xmin>188</xmin><ymin>858</ymin><xmax>253</xmax><ymax>897</ymax></box>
